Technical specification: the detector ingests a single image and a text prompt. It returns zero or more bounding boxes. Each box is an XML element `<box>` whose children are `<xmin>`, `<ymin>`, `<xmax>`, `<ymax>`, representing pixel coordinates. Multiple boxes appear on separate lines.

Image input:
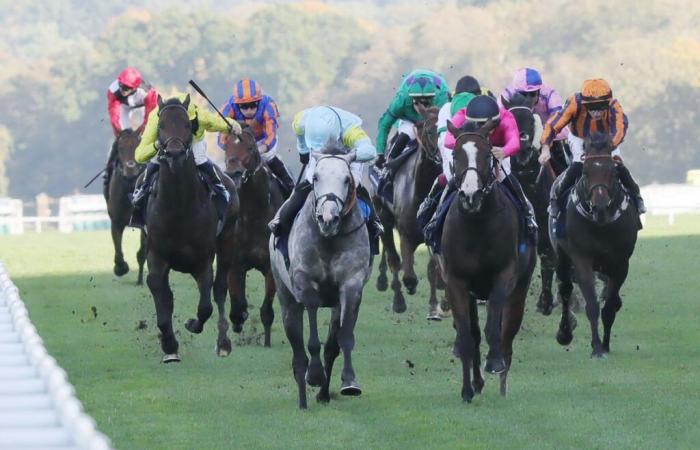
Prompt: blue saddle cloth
<box><xmin>275</xmin><ymin>199</ymin><xmax>372</xmax><ymax>267</ymax></box>
<box><xmin>424</xmin><ymin>186</ymin><xmax>532</xmax><ymax>255</ymax></box>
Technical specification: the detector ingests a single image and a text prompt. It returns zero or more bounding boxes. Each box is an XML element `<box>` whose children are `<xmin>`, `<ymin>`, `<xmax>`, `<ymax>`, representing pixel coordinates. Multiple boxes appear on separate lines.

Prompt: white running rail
<box><xmin>0</xmin><ymin>262</ymin><xmax>112</xmax><ymax>449</ymax></box>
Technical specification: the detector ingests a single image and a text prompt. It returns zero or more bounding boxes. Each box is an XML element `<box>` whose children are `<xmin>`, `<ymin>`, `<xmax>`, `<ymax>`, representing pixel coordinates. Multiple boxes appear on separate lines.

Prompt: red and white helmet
<box><xmin>117</xmin><ymin>67</ymin><xmax>142</xmax><ymax>90</ymax></box>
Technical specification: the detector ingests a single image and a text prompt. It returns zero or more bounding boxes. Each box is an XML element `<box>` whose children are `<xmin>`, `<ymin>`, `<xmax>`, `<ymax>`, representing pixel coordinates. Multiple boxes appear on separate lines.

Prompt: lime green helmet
<box><xmin>406</xmin><ymin>73</ymin><xmax>442</xmax><ymax>98</ymax></box>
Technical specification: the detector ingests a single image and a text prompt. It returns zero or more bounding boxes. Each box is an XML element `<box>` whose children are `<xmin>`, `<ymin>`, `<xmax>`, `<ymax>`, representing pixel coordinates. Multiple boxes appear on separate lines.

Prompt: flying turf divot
<box><xmin>0</xmin><ymin>262</ymin><xmax>113</xmax><ymax>450</ymax></box>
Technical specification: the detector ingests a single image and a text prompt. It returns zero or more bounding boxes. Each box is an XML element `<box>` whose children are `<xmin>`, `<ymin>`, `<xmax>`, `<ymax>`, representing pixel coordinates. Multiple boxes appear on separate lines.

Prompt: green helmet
<box><xmin>406</xmin><ymin>73</ymin><xmax>442</xmax><ymax>98</ymax></box>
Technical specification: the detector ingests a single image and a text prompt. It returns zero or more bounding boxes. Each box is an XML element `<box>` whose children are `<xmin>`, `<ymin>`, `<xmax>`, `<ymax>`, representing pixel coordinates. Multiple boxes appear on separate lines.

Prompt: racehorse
<box><xmin>269</xmin><ymin>147</ymin><xmax>372</xmax><ymax>409</ymax></box>
<box><xmin>438</xmin><ymin>119</ymin><xmax>536</xmax><ymax>402</ymax></box>
<box><xmin>549</xmin><ymin>132</ymin><xmax>639</xmax><ymax>357</ymax></box>
<box><xmin>106</xmin><ymin>129</ymin><xmax>146</xmax><ymax>284</ymax></box>
<box><xmin>220</xmin><ymin>123</ymin><xmax>286</xmax><ymax>347</ymax></box>
<box><xmin>375</xmin><ymin>104</ymin><xmax>443</xmax><ymax>316</ymax></box>
<box><xmin>143</xmin><ymin>95</ymin><xmax>238</xmax><ymax>362</ymax></box>
<box><xmin>505</xmin><ymin>94</ymin><xmax>569</xmax><ymax>315</ymax></box>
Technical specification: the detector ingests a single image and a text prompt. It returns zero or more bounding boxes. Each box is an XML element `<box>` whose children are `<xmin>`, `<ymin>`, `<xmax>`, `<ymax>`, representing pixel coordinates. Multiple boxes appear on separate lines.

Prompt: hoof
<box><xmin>556</xmin><ymin>328</ymin><xmax>574</xmax><ymax>346</ymax></box>
<box><xmin>403</xmin><ymin>277</ymin><xmax>418</xmax><ymax>295</ymax></box>
<box><xmin>472</xmin><ymin>379</ymin><xmax>485</xmax><ymax>394</ymax></box>
<box><xmin>590</xmin><ymin>349</ymin><xmax>606</xmax><ymax>359</ymax></box>
<box><xmin>484</xmin><ymin>357</ymin><xmax>506</xmax><ymax>375</ymax></box>
<box><xmin>306</xmin><ymin>366</ymin><xmax>326</xmax><ymax>388</ymax></box>
<box><xmin>376</xmin><ymin>274</ymin><xmax>388</xmax><ymax>291</ymax></box>
<box><xmin>231</xmin><ymin>311</ymin><xmax>249</xmax><ymax>334</ymax></box>
<box><xmin>162</xmin><ymin>353</ymin><xmax>181</xmax><ymax>363</ymax></box>
<box><xmin>461</xmin><ymin>387</ymin><xmax>475</xmax><ymax>403</ymax></box>
<box><xmin>426</xmin><ymin>312</ymin><xmax>442</xmax><ymax>321</ymax></box>
<box><xmin>185</xmin><ymin>318</ymin><xmax>204</xmax><ymax>334</ymax></box>
<box><xmin>216</xmin><ymin>338</ymin><xmax>232</xmax><ymax>357</ymax></box>
<box><xmin>232</xmin><ymin>323</ymin><xmax>243</xmax><ymax>333</ymax></box>
<box><xmin>392</xmin><ymin>293</ymin><xmax>407</xmax><ymax>313</ymax></box>
<box><xmin>340</xmin><ymin>380</ymin><xmax>362</xmax><ymax>396</ymax></box>
<box><xmin>114</xmin><ymin>261</ymin><xmax>129</xmax><ymax>277</ymax></box>
<box><xmin>316</xmin><ymin>390</ymin><xmax>331</xmax><ymax>403</ymax></box>
<box><xmin>476</xmin><ymin>299</ymin><xmax>487</xmax><ymax>306</ymax></box>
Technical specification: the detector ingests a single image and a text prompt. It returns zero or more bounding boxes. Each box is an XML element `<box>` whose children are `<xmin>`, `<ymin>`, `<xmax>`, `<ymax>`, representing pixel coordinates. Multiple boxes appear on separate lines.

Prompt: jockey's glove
<box><xmin>227</xmin><ymin>120</ymin><xmax>243</xmax><ymax>135</ymax></box>
<box><xmin>299</xmin><ymin>153</ymin><xmax>310</xmax><ymax>164</ymax></box>
<box><xmin>375</xmin><ymin>154</ymin><xmax>386</xmax><ymax>169</ymax></box>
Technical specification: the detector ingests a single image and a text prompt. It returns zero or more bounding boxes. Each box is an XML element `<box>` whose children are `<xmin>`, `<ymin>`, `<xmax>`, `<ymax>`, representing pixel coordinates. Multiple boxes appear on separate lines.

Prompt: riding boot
<box><xmin>198</xmin><ymin>160</ymin><xmax>231</xmax><ymax>222</ymax></box>
<box><xmin>378</xmin><ymin>133</ymin><xmax>412</xmax><ymax>202</ymax></box>
<box><xmin>422</xmin><ymin>177</ymin><xmax>458</xmax><ymax>246</ymax></box>
<box><xmin>130</xmin><ymin>162</ymin><xmax>159</xmax><ymax>229</ymax></box>
<box><xmin>616</xmin><ymin>164</ymin><xmax>646</xmax><ymax>214</ymax></box>
<box><xmin>268</xmin><ymin>181</ymin><xmax>312</xmax><ymax>237</ymax></box>
<box><xmin>267</xmin><ymin>155</ymin><xmax>295</xmax><ymax>197</ymax></box>
<box><xmin>103</xmin><ymin>141</ymin><xmax>119</xmax><ymax>201</ymax></box>
<box><xmin>417</xmin><ymin>176</ymin><xmax>445</xmax><ymax>229</ymax></box>
<box><xmin>550</xmin><ymin>162</ymin><xmax>582</xmax><ymax>218</ymax></box>
<box><xmin>506</xmin><ymin>173</ymin><xmax>538</xmax><ymax>236</ymax></box>
<box><xmin>356</xmin><ymin>185</ymin><xmax>384</xmax><ymax>255</ymax></box>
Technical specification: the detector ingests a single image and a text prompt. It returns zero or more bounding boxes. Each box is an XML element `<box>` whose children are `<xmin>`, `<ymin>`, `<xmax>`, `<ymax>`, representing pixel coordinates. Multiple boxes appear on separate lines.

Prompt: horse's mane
<box><xmin>320</xmin><ymin>141</ymin><xmax>348</xmax><ymax>156</ymax></box>
<box><xmin>506</xmin><ymin>92</ymin><xmax>530</xmax><ymax>109</ymax></box>
<box><xmin>586</xmin><ymin>132</ymin><xmax>613</xmax><ymax>154</ymax></box>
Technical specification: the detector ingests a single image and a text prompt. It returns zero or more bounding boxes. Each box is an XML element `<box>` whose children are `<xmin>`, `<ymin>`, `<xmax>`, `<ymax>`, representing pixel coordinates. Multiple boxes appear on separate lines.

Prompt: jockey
<box><xmin>217</xmin><ymin>79</ymin><xmax>294</xmax><ymax>194</ymax></box>
<box><xmin>130</xmin><ymin>92</ymin><xmax>242</xmax><ymax>228</ymax></box>
<box><xmin>104</xmin><ymin>67</ymin><xmax>158</xmax><ymax>198</ymax></box>
<box><xmin>418</xmin><ymin>95</ymin><xmax>537</xmax><ymax>233</ymax></box>
<box><xmin>375</xmin><ymin>69</ymin><xmax>450</xmax><ymax>170</ymax></box>
<box><xmin>539</xmin><ymin>78</ymin><xmax>645</xmax><ymax>216</ymax></box>
<box><xmin>268</xmin><ymin>106</ymin><xmax>383</xmax><ymax>247</ymax></box>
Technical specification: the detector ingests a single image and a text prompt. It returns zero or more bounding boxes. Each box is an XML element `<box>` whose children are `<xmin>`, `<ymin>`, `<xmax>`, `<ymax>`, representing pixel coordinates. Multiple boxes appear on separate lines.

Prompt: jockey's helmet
<box><xmin>118</xmin><ymin>67</ymin><xmax>142</xmax><ymax>90</ymax></box>
<box><xmin>512</xmin><ymin>67</ymin><xmax>543</xmax><ymax>93</ymax></box>
<box><xmin>466</xmin><ymin>95</ymin><xmax>500</xmax><ymax>123</ymax></box>
<box><xmin>581</xmin><ymin>78</ymin><xmax>612</xmax><ymax>104</ymax></box>
<box><xmin>233</xmin><ymin>79</ymin><xmax>263</xmax><ymax>104</ymax></box>
<box><xmin>304</xmin><ymin>107</ymin><xmax>342</xmax><ymax>152</ymax></box>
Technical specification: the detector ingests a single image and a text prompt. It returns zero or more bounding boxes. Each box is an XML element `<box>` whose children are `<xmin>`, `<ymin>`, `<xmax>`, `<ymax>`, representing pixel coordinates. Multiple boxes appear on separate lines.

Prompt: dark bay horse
<box><xmin>219</xmin><ymin>123</ymin><xmax>286</xmax><ymax>347</ymax></box>
<box><xmin>270</xmin><ymin>148</ymin><xmax>372</xmax><ymax>409</ymax></box>
<box><xmin>505</xmin><ymin>96</ymin><xmax>570</xmax><ymax>315</ymax></box>
<box><xmin>549</xmin><ymin>132</ymin><xmax>639</xmax><ymax>358</ymax></box>
<box><xmin>106</xmin><ymin>129</ymin><xmax>146</xmax><ymax>284</ymax></box>
<box><xmin>438</xmin><ymin>120</ymin><xmax>536</xmax><ymax>402</ymax></box>
<box><xmin>375</xmin><ymin>105</ymin><xmax>443</xmax><ymax>315</ymax></box>
<box><xmin>144</xmin><ymin>95</ymin><xmax>239</xmax><ymax>362</ymax></box>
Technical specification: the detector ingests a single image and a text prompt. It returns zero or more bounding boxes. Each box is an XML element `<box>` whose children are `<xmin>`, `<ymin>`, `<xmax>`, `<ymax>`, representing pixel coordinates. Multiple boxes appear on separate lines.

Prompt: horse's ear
<box><xmin>481</xmin><ymin>118</ymin><xmax>498</xmax><ymax>135</ymax></box>
<box><xmin>446</xmin><ymin>120</ymin><xmax>460</xmax><ymax>137</ymax></box>
<box><xmin>310</xmin><ymin>151</ymin><xmax>323</xmax><ymax>161</ymax></box>
<box><xmin>501</xmin><ymin>95</ymin><xmax>511</xmax><ymax>110</ymax></box>
<box><xmin>343</xmin><ymin>151</ymin><xmax>357</xmax><ymax>164</ymax></box>
<box><xmin>182</xmin><ymin>94</ymin><xmax>191</xmax><ymax>109</ymax></box>
<box><xmin>157</xmin><ymin>94</ymin><xmax>164</xmax><ymax>108</ymax></box>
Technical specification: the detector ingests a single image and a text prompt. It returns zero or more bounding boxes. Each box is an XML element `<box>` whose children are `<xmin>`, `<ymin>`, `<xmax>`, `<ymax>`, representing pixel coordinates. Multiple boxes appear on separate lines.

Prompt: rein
<box><xmin>414</xmin><ymin>122</ymin><xmax>441</xmax><ymax>165</ymax></box>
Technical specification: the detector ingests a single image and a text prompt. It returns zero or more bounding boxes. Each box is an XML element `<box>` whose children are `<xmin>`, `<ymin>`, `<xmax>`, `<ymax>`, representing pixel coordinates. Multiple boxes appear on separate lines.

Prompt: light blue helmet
<box><xmin>304</xmin><ymin>107</ymin><xmax>343</xmax><ymax>152</ymax></box>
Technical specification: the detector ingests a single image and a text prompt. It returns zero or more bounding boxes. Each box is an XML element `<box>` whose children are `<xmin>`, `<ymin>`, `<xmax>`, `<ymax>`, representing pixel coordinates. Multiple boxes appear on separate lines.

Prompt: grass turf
<box><xmin>1</xmin><ymin>214</ymin><xmax>698</xmax><ymax>449</ymax></box>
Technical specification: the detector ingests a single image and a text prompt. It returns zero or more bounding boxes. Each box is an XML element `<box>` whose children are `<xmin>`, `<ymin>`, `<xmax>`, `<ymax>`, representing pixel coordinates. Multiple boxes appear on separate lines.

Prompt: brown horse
<box><xmin>438</xmin><ymin>120</ymin><xmax>536</xmax><ymax>402</ymax></box>
<box><xmin>375</xmin><ymin>105</ymin><xmax>443</xmax><ymax>315</ymax></box>
<box><xmin>106</xmin><ymin>129</ymin><xmax>146</xmax><ymax>284</ymax></box>
<box><xmin>219</xmin><ymin>124</ymin><xmax>287</xmax><ymax>347</ymax></box>
<box><xmin>549</xmin><ymin>132</ymin><xmax>639</xmax><ymax>357</ymax></box>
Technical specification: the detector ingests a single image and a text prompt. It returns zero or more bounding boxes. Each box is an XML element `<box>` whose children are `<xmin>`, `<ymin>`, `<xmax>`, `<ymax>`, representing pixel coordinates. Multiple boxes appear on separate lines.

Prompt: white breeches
<box><xmin>119</xmin><ymin>105</ymin><xmax>145</xmax><ymax>131</ymax></box>
<box><xmin>258</xmin><ymin>140</ymin><xmax>279</xmax><ymax>162</ymax></box>
<box><xmin>305</xmin><ymin>159</ymin><xmax>366</xmax><ymax>185</ymax></box>
<box><xmin>397</xmin><ymin>120</ymin><xmax>416</xmax><ymax>140</ymax></box>
<box><xmin>569</xmin><ymin>133</ymin><xmax>621</xmax><ymax>163</ymax></box>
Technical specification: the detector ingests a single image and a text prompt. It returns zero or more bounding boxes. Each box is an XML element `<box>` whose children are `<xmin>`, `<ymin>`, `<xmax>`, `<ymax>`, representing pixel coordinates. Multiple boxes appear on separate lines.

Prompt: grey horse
<box><xmin>269</xmin><ymin>147</ymin><xmax>372</xmax><ymax>409</ymax></box>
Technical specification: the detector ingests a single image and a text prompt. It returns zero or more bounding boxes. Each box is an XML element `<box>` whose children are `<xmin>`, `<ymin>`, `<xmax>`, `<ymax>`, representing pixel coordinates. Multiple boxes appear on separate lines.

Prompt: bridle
<box><xmin>453</xmin><ymin>132</ymin><xmax>498</xmax><ymax>196</ymax></box>
<box><xmin>226</xmin><ymin>127</ymin><xmax>260</xmax><ymax>183</ymax></box>
<box><xmin>115</xmin><ymin>132</ymin><xmax>144</xmax><ymax>180</ymax></box>
<box><xmin>313</xmin><ymin>155</ymin><xmax>357</xmax><ymax>223</ymax></box>
<box><xmin>156</xmin><ymin>102</ymin><xmax>193</xmax><ymax>161</ymax></box>
<box><xmin>414</xmin><ymin>120</ymin><xmax>441</xmax><ymax>165</ymax></box>
<box><xmin>572</xmin><ymin>152</ymin><xmax>627</xmax><ymax>222</ymax></box>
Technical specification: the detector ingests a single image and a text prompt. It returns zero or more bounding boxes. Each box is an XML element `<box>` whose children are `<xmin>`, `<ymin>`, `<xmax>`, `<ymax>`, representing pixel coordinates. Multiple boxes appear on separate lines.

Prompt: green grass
<box><xmin>1</xmin><ymin>215</ymin><xmax>699</xmax><ymax>450</ymax></box>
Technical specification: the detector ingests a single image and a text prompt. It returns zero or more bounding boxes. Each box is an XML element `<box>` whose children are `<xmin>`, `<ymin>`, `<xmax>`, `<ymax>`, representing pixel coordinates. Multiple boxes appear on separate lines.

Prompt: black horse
<box><xmin>374</xmin><ymin>104</ymin><xmax>443</xmax><ymax>316</ymax></box>
<box><xmin>105</xmin><ymin>129</ymin><xmax>147</xmax><ymax>284</ymax></box>
<box><xmin>143</xmin><ymin>95</ymin><xmax>239</xmax><ymax>362</ymax></box>
<box><xmin>549</xmin><ymin>132</ymin><xmax>639</xmax><ymax>357</ymax></box>
<box><xmin>438</xmin><ymin>119</ymin><xmax>536</xmax><ymax>402</ymax></box>
<box><xmin>219</xmin><ymin>123</ymin><xmax>287</xmax><ymax>347</ymax></box>
<box><xmin>505</xmin><ymin>94</ymin><xmax>570</xmax><ymax>315</ymax></box>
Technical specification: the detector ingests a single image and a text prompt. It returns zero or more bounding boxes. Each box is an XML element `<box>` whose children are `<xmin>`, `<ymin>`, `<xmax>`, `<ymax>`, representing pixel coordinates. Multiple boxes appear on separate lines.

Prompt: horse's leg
<box><xmin>185</xmin><ymin>263</ymin><xmax>214</xmax><ymax>334</ymax></box>
<box><xmin>281</xmin><ymin>300</ymin><xmax>308</xmax><ymax>409</ymax></box>
<box><xmin>446</xmin><ymin>275</ymin><xmax>475</xmax><ymax>403</ymax></box>
<box><xmin>213</xmin><ymin>253</ymin><xmax>232</xmax><ymax>357</ymax></box>
<box><xmin>426</xmin><ymin>256</ymin><xmax>441</xmax><ymax>320</ymax></box>
<box><xmin>499</xmin><ymin>280</ymin><xmax>528</xmax><ymax>397</ymax></box>
<box><xmin>483</xmin><ymin>266</ymin><xmax>515</xmax><ymax>375</ymax></box>
<box><xmin>400</xmin><ymin>238</ymin><xmax>419</xmax><ymax>295</ymax></box>
<box><xmin>228</xmin><ymin>267</ymin><xmax>249</xmax><ymax>333</ymax></box>
<box><xmin>146</xmin><ymin>257</ymin><xmax>178</xmax><ymax>361</ymax></box>
<box><xmin>318</xmin><ymin>306</ymin><xmax>341</xmax><ymax>403</ymax></box>
<box><xmin>305</xmin><ymin>301</ymin><xmax>326</xmax><ymax>388</ymax></box>
<box><xmin>260</xmin><ymin>271</ymin><xmax>276</xmax><ymax>348</ymax></box>
<box><xmin>111</xmin><ymin>222</ymin><xmax>129</xmax><ymax>277</ymax></box>
<box><xmin>376</xmin><ymin>245</ymin><xmax>389</xmax><ymax>291</ymax></box>
<box><xmin>555</xmin><ymin>248</ymin><xmax>577</xmax><ymax>346</ymax></box>
<box><xmin>572</xmin><ymin>256</ymin><xmax>604</xmax><ymax>358</ymax></box>
<box><xmin>468</xmin><ymin>294</ymin><xmax>484</xmax><ymax>394</ymax></box>
<box><xmin>537</xmin><ymin>249</ymin><xmax>556</xmax><ymax>316</ymax></box>
<box><xmin>338</xmin><ymin>281</ymin><xmax>363</xmax><ymax>396</ymax></box>
<box><xmin>136</xmin><ymin>230</ymin><xmax>146</xmax><ymax>286</ymax></box>
<box><xmin>601</xmin><ymin>261</ymin><xmax>628</xmax><ymax>353</ymax></box>
<box><xmin>383</xmin><ymin>226</ymin><xmax>405</xmax><ymax>313</ymax></box>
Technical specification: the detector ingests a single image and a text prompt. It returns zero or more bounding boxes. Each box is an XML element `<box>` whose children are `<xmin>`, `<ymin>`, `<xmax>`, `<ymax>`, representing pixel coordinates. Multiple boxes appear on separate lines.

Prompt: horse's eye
<box><xmin>345</xmin><ymin>177</ymin><xmax>350</xmax><ymax>184</ymax></box>
<box><xmin>312</xmin><ymin>175</ymin><xmax>318</xmax><ymax>182</ymax></box>
<box><xmin>520</xmin><ymin>133</ymin><xmax>529</xmax><ymax>140</ymax></box>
